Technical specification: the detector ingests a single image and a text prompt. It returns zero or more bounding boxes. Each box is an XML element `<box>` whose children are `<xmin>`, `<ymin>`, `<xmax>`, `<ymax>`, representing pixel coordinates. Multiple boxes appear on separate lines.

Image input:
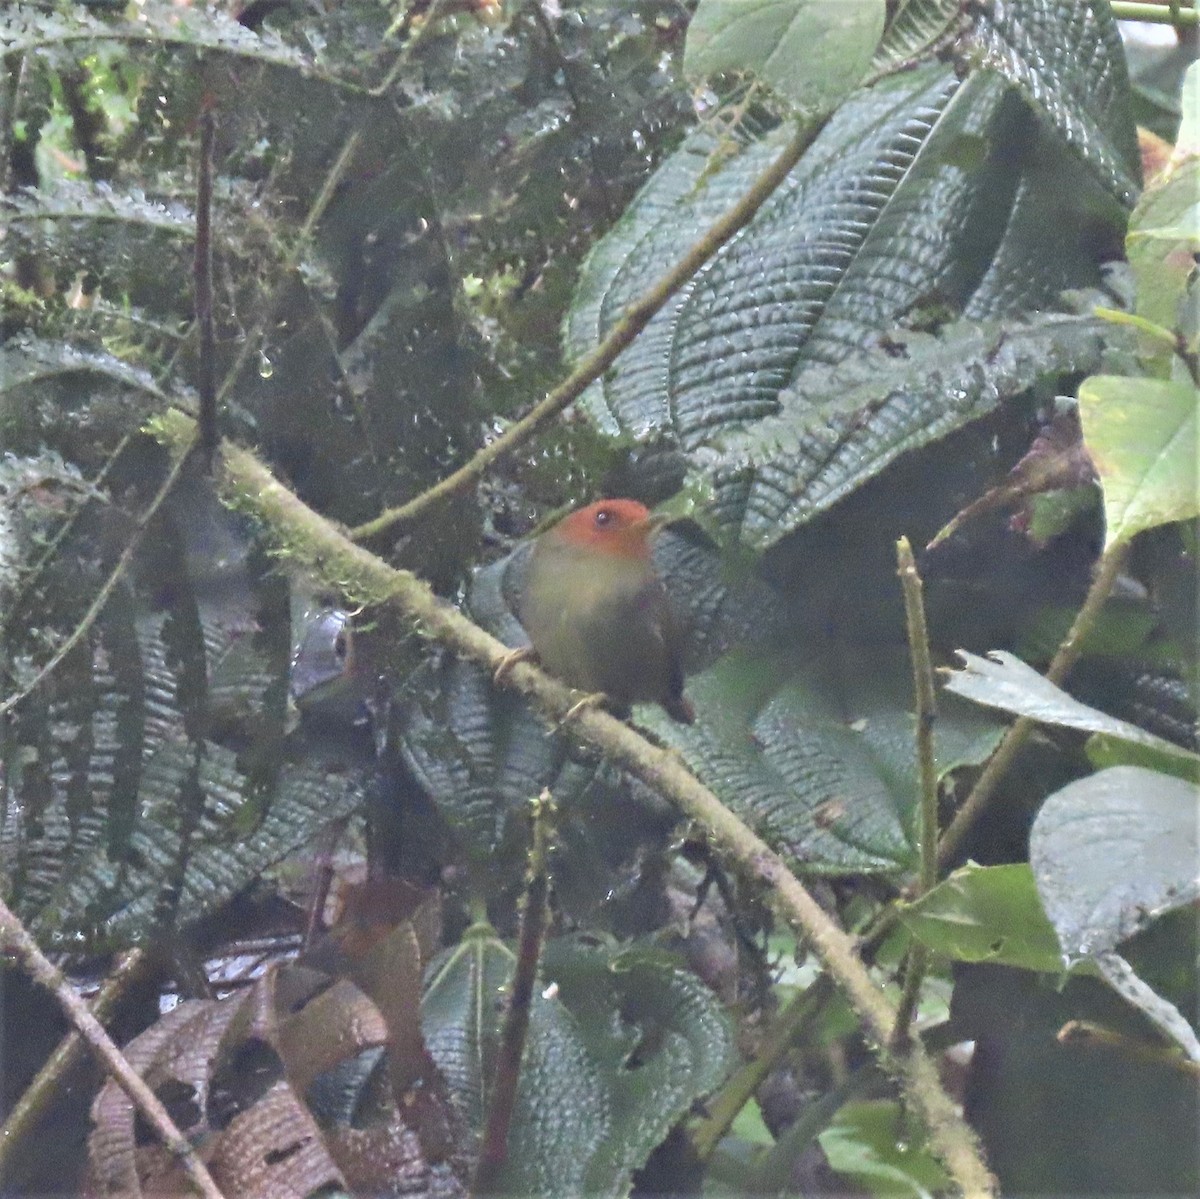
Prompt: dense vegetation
<box><xmin>1</xmin><ymin>1</ymin><xmax>1196</xmax><ymax>1195</ymax></box>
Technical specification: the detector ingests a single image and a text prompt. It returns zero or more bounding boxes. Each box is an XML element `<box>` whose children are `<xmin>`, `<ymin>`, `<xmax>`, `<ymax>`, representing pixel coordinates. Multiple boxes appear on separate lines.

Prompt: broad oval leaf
<box><xmin>567</xmin><ymin>0</ymin><xmax>1135</xmax><ymax>547</ymax></box>
<box><xmin>639</xmin><ymin>645</ymin><xmax>1005</xmax><ymax>876</ymax></box>
<box><xmin>1078</xmin><ymin>375</ymin><xmax>1199</xmax><ymax>550</ymax></box>
<box><xmin>898</xmin><ymin>862</ymin><xmax>1066</xmax><ymax>973</ymax></box>
<box><xmin>1030</xmin><ymin>765</ymin><xmax>1200</xmax><ymax>963</ymax></box>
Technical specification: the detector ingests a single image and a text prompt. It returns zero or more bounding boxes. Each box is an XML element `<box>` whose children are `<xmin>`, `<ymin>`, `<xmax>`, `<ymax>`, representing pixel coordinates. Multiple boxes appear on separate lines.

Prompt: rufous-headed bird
<box><xmin>515</xmin><ymin>499</ymin><xmax>695</xmax><ymax>723</ymax></box>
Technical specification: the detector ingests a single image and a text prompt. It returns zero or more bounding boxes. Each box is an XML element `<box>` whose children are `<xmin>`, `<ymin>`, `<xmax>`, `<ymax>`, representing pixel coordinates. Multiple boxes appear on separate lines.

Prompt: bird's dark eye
<box><xmin>594</xmin><ymin>508</ymin><xmax>613</xmax><ymax>528</ymax></box>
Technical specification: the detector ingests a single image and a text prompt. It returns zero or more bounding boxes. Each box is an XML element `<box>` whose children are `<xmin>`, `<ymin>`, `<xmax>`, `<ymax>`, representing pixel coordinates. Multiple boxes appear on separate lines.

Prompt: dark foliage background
<box><xmin>1</xmin><ymin>1</ymin><xmax>1196</xmax><ymax>1195</ymax></box>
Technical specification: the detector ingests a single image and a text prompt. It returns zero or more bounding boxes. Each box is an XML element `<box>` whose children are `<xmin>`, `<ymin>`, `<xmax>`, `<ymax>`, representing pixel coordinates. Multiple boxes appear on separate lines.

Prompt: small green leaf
<box><xmin>898</xmin><ymin>863</ymin><xmax>1066</xmax><ymax>973</ymax></box>
<box><xmin>819</xmin><ymin>1100</ymin><xmax>949</xmax><ymax>1198</ymax></box>
<box><xmin>684</xmin><ymin>0</ymin><xmax>885</xmax><ymax>115</ymax></box>
<box><xmin>1086</xmin><ymin>732</ymin><xmax>1200</xmax><ymax>784</ymax></box>
<box><xmin>943</xmin><ymin>650</ymin><xmax>1200</xmax><ymax>773</ymax></box>
<box><xmin>1078</xmin><ymin>375</ymin><xmax>1198</xmax><ymax>549</ymax></box>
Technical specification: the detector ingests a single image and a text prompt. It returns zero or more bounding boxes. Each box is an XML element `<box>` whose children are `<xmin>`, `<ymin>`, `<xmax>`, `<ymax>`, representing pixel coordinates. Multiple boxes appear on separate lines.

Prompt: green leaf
<box><xmin>1126</xmin><ymin>124</ymin><xmax>1200</xmax><ymax>376</ymax></box>
<box><xmin>1085</xmin><ymin>732</ymin><xmax>1200</xmax><ymax>784</ymax></box>
<box><xmin>960</xmin><ymin>0</ymin><xmax>1140</xmax><ymax>205</ymax></box>
<box><xmin>898</xmin><ymin>863</ymin><xmax>1066</xmax><ymax>973</ymax></box>
<box><xmin>566</xmin><ymin>1</ymin><xmax>1135</xmax><ymax>528</ymax></box>
<box><xmin>871</xmin><ymin>0</ymin><xmax>959</xmax><ymax>70</ymax></box>
<box><xmin>422</xmin><ymin>930</ymin><xmax>734</xmax><ymax>1198</ymax></box>
<box><xmin>1078</xmin><ymin>375</ymin><xmax>1199</xmax><ymax>549</ymax></box>
<box><xmin>395</xmin><ymin>655</ymin><xmax>577</xmax><ymax>862</ymax></box>
<box><xmin>688</xmin><ymin>314</ymin><xmax>1110</xmax><ymax>549</ymax></box>
<box><xmin>942</xmin><ymin>650</ymin><xmax>1199</xmax><ymax>776</ymax></box>
<box><xmin>0</xmin><ymin>1</ymin><xmax>313</xmax><ymax>72</ymax></box>
<box><xmin>819</xmin><ymin>1100</ymin><xmax>949</xmax><ymax>1198</ymax></box>
<box><xmin>1031</xmin><ymin>766</ymin><xmax>1199</xmax><ymax>964</ymax></box>
<box><xmin>684</xmin><ymin>0</ymin><xmax>885</xmax><ymax>115</ymax></box>
<box><xmin>639</xmin><ymin>645</ymin><xmax>1005</xmax><ymax>876</ymax></box>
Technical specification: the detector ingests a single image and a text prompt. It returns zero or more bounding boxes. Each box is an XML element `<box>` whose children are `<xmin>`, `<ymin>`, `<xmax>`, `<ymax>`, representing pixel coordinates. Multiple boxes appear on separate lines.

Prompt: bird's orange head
<box><xmin>548</xmin><ymin>499</ymin><xmax>661</xmax><ymax>560</ymax></box>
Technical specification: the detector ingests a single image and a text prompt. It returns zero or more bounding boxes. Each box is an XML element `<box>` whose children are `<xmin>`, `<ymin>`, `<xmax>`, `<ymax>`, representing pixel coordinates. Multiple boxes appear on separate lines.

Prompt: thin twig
<box><xmin>0</xmin><ymin>901</ymin><xmax>224</xmax><ymax>1199</ymax></box>
<box><xmin>348</xmin><ymin>114</ymin><xmax>827</xmax><ymax>543</ymax></box>
<box><xmin>153</xmin><ymin>411</ymin><xmax>997</xmax><ymax>1197</ymax></box>
<box><xmin>892</xmin><ymin>537</ymin><xmax>939</xmax><ymax>1042</ymax></box>
<box><xmin>214</xmin><ymin>132</ymin><xmax>361</xmax><ymax>408</ymax></box>
<box><xmin>937</xmin><ymin>539</ymin><xmax>1133</xmax><ymax>867</ymax></box>
<box><xmin>689</xmin><ymin>974</ymin><xmax>836</xmax><ymax>1162</ymax></box>
<box><xmin>472</xmin><ymin>790</ymin><xmax>555</xmax><ymax>1197</ymax></box>
<box><xmin>0</xmin><ymin>950</ymin><xmax>152</xmax><ymax>1180</ymax></box>
<box><xmin>1058</xmin><ymin>1019</ymin><xmax>1200</xmax><ymax>1077</ymax></box>
<box><xmin>195</xmin><ymin>106</ymin><xmax>217</xmax><ymax>467</ymax></box>
<box><xmin>1108</xmin><ymin>1</ymin><xmax>1198</xmax><ymax>28</ymax></box>
<box><xmin>0</xmin><ymin>438</ymin><xmax>197</xmax><ymax>719</ymax></box>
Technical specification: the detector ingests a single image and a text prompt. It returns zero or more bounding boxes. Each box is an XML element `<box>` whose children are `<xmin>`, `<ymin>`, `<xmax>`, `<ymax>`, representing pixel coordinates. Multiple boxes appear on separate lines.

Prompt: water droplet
<box><xmin>258</xmin><ymin>351</ymin><xmax>274</xmax><ymax>379</ymax></box>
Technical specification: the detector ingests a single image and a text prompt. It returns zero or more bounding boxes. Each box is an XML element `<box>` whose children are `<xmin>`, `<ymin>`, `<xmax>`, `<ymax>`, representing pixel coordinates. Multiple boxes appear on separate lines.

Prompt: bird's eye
<box><xmin>594</xmin><ymin>508</ymin><xmax>613</xmax><ymax>528</ymax></box>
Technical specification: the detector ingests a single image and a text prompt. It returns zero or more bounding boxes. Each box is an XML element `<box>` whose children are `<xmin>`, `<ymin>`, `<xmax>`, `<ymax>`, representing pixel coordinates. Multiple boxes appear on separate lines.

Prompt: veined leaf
<box><xmin>422</xmin><ymin>929</ymin><xmax>733</xmax><ymax>1198</ymax></box>
<box><xmin>1078</xmin><ymin>375</ymin><xmax>1199</xmax><ymax>549</ymax></box>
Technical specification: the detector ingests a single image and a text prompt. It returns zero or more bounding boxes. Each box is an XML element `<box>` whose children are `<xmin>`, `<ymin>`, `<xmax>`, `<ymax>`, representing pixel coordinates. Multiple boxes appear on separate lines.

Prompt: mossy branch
<box><xmin>151</xmin><ymin>410</ymin><xmax>996</xmax><ymax>1197</ymax></box>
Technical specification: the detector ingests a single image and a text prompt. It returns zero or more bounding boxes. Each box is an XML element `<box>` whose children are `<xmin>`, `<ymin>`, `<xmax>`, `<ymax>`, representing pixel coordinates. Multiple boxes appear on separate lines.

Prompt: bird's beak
<box><xmin>634</xmin><ymin>512</ymin><xmax>672</xmax><ymax>535</ymax></box>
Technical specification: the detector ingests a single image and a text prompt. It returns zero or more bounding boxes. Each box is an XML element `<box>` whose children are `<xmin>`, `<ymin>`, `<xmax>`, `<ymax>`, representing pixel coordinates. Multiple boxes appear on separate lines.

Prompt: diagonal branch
<box><xmin>0</xmin><ymin>901</ymin><xmax>223</xmax><ymax>1199</ymax></box>
<box><xmin>152</xmin><ymin>408</ymin><xmax>996</xmax><ymax>1197</ymax></box>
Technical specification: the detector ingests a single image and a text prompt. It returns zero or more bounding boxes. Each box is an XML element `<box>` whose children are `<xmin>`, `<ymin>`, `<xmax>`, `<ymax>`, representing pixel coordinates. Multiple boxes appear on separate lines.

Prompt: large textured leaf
<box><xmin>422</xmin><ymin>928</ymin><xmax>733</xmax><ymax>1198</ymax></box>
<box><xmin>2</xmin><ymin>565</ymin><xmax>364</xmax><ymax>949</ymax></box>
<box><xmin>960</xmin><ymin>0</ymin><xmax>1140</xmax><ymax>204</ymax></box>
<box><xmin>639</xmin><ymin>645</ymin><xmax>1005</xmax><ymax>876</ymax></box>
<box><xmin>0</xmin><ymin>336</ymin><xmax>168</xmax><ymax>403</ymax></box>
<box><xmin>0</xmin><ymin>1</ymin><xmax>313</xmax><ymax>71</ymax></box>
<box><xmin>391</xmin><ymin>649</ymin><xmax>684</xmax><ymax>916</ymax></box>
<box><xmin>392</xmin><ymin>654</ymin><xmax>583</xmax><ymax>862</ymax></box>
<box><xmin>565</xmin><ymin>0</ymin><xmax>1134</xmax><ymax>545</ymax></box>
<box><xmin>689</xmin><ymin>314</ymin><xmax>1111</xmax><ymax>549</ymax></box>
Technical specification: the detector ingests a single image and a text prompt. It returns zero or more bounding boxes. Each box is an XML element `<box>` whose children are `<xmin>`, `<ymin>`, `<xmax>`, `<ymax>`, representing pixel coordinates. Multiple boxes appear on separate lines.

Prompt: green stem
<box><xmin>1108</xmin><ymin>2</ymin><xmax>1197</xmax><ymax>27</ymax></box>
<box><xmin>471</xmin><ymin>791</ymin><xmax>554</xmax><ymax>1197</ymax></box>
<box><xmin>892</xmin><ymin>538</ymin><xmax>940</xmax><ymax>1043</ymax></box>
<box><xmin>689</xmin><ymin>975</ymin><xmax>835</xmax><ymax>1162</ymax></box>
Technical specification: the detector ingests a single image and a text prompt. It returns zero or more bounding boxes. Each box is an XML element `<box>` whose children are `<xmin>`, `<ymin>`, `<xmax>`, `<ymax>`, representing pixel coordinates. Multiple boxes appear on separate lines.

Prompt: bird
<box><xmin>507</xmin><ymin>498</ymin><xmax>695</xmax><ymax>724</ymax></box>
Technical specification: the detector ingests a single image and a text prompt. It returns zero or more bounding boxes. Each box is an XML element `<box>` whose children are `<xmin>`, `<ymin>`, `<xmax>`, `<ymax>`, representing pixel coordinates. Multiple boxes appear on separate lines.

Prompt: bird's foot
<box><xmin>493</xmin><ymin>645</ymin><xmax>536</xmax><ymax>687</ymax></box>
<box><xmin>560</xmin><ymin>690</ymin><xmax>611</xmax><ymax>725</ymax></box>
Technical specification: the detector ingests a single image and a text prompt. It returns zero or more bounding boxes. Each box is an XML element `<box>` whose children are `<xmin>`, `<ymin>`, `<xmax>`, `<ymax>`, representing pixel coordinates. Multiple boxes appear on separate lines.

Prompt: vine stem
<box><xmin>0</xmin><ymin>950</ymin><xmax>151</xmax><ymax>1180</ymax></box>
<box><xmin>1108</xmin><ymin>2</ymin><xmax>1197</xmax><ymax>28</ymax></box>
<box><xmin>892</xmin><ymin>537</ymin><xmax>939</xmax><ymax>1042</ymax></box>
<box><xmin>937</xmin><ymin>538</ymin><xmax>1132</xmax><ymax>867</ymax></box>
<box><xmin>0</xmin><ymin>440</ymin><xmax>196</xmax><ymax>719</ymax></box>
<box><xmin>0</xmin><ymin>901</ymin><xmax>224</xmax><ymax>1199</ymax></box>
<box><xmin>348</xmin><ymin>114</ymin><xmax>825</xmax><ymax>543</ymax></box>
<box><xmin>471</xmin><ymin>791</ymin><xmax>554</xmax><ymax>1197</ymax></box>
<box><xmin>153</xmin><ymin>410</ymin><xmax>997</xmax><ymax>1197</ymax></box>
